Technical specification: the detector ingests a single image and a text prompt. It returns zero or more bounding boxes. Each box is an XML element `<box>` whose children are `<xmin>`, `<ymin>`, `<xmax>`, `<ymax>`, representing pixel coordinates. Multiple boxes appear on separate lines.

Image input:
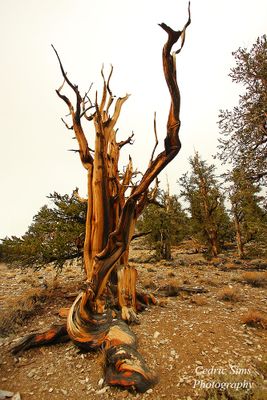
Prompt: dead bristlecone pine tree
<box><xmin>12</xmin><ymin>4</ymin><xmax>191</xmax><ymax>393</ymax></box>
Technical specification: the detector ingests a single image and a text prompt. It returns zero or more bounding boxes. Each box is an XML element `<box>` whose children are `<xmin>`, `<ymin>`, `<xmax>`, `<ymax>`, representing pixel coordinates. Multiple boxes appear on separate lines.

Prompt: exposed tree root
<box><xmin>59</xmin><ymin>288</ymin><xmax>158</xmax><ymax>322</ymax></box>
<box><xmin>11</xmin><ymin>324</ymin><xmax>69</xmax><ymax>355</ymax></box>
<box><xmin>105</xmin><ymin>344</ymin><xmax>158</xmax><ymax>392</ymax></box>
<box><xmin>66</xmin><ymin>291</ymin><xmax>157</xmax><ymax>391</ymax></box>
<box><xmin>11</xmin><ymin>292</ymin><xmax>157</xmax><ymax>392</ymax></box>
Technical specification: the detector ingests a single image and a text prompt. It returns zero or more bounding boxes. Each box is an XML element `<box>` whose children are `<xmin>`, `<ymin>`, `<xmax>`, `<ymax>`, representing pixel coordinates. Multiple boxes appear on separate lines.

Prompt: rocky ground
<box><xmin>0</xmin><ymin>242</ymin><xmax>267</xmax><ymax>400</ymax></box>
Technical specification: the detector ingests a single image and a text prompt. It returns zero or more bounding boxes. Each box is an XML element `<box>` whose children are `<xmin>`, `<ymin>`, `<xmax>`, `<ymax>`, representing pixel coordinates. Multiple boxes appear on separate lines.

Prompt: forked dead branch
<box><xmin>12</xmin><ymin>4</ymin><xmax>191</xmax><ymax>393</ymax></box>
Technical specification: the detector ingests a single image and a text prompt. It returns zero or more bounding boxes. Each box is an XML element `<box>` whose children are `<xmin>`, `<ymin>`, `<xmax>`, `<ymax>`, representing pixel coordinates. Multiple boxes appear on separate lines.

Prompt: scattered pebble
<box><xmin>27</xmin><ymin>369</ymin><xmax>36</xmax><ymax>378</ymax></box>
<box><xmin>0</xmin><ymin>390</ymin><xmax>14</xmax><ymax>398</ymax></box>
<box><xmin>98</xmin><ymin>378</ymin><xmax>104</xmax><ymax>387</ymax></box>
<box><xmin>96</xmin><ymin>387</ymin><xmax>109</xmax><ymax>394</ymax></box>
<box><xmin>11</xmin><ymin>394</ymin><xmax>21</xmax><ymax>400</ymax></box>
<box><xmin>153</xmin><ymin>331</ymin><xmax>160</xmax><ymax>339</ymax></box>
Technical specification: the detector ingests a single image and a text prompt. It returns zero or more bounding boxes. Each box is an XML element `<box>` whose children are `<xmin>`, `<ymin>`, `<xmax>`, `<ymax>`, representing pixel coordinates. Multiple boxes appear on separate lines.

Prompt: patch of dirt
<box><xmin>0</xmin><ymin>244</ymin><xmax>267</xmax><ymax>400</ymax></box>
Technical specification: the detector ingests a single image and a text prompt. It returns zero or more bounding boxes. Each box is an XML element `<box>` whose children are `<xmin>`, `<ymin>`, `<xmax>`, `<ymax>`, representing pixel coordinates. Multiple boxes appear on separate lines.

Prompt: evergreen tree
<box><xmin>217</xmin><ymin>35</ymin><xmax>267</xmax><ymax>186</ymax></box>
<box><xmin>227</xmin><ymin>167</ymin><xmax>267</xmax><ymax>257</ymax></box>
<box><xmin>1</xmin><ymin>191</ymin><xmax>86</xmax><ymax>267</ymax></box>
<box><xmin>179</xmin><ymin>152</ymin><xmax>231</xmax><ymax>256</ymax></box>
<box><xmin>137</xmin><ymin>189</ymin><xmax>189</xmax><ymax>260</ymax></box>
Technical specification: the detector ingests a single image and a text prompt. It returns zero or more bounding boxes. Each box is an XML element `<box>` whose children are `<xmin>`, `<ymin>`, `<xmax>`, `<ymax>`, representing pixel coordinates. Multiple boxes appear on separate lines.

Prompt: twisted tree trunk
<box><xmin>12</xmin><ymin>4</ymin><xmax>191</xmax><ymax>392</ymax></box>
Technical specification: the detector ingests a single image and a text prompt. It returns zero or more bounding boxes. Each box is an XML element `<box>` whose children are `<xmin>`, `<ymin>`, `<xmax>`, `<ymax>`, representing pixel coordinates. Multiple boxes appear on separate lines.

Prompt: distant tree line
<box><xmin>1</xmin><ymin>151</ymin><xmax>266</xmax><ymax>266</ymax></box>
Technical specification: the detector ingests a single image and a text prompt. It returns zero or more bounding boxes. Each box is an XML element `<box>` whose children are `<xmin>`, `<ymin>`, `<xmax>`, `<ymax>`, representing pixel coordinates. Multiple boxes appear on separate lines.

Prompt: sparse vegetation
<box><xmin>0</xmin><ymin>287</ymin><xmax>49</xmax><ymax>336</ymax></box>
<box><xmin>203</xmin><ymin>372</ymin><xmax>265</xmax><ymax>400</ymax></box>
<box><xmin>241</xmin><ymin>272</ymin><xmax>267</xmax><ymax>287</ymax></box>
<box><xmin>242</xmin><ymin>310</ymin><xmax>267</xmax><ymax>329</ymax></box>
<box><xmin>1</xmin><ymin>241</ymin><xmax>266</xmax><ymax>398</ymax></box>
<box><xmin>190</xmin><ymin>294</ymin><xmax>208</xmax><ymax>306</ymax></box>
<box><xmin>217</xmin><ymin>286</ymin><xmax>240</xmax><ymax>302</ymax></box>
<box><xmin>224</xmin><ymin>262</ymin><xmax>237</xmax><ymax>270</ymax></box>
<box><xmin>255</xmin><ymin>356</ymin><xmax>267</xmax><ymax>379</ymax></box>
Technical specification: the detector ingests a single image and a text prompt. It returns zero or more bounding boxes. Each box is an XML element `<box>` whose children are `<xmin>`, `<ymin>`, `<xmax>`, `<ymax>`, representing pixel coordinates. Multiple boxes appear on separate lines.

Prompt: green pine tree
<box><xmin>137</xmin><ymin>189</ymin><xmax>189</xmax><ymax>260</ymax></box>
<box><xmin>179</xmin><ymin>152</ymin><xmax>232</xmax><ymax>256</ymax></box>
<box><xmin>217</xmin><ymin>35</ymin><xmax>267</xmax><ymax>186</ymax></box>
<box><xmin>0</xmin><ymin>191</ymin><xmax>86</xmax><ymax>267</ymax></box>
<box><xmin>227</xmin><ymin>167</ymin><xmax>267</xmax><ymax>257</ymax></box>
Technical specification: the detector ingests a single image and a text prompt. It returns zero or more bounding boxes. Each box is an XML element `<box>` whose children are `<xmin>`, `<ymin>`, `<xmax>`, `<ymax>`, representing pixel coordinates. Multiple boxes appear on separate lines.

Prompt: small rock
<box><xmin>212</xmin><ymin>347</ymin><xmax>219</xmax><ymax>353</ymax></box>
<box><xmin>60</xmin><ymin>389</ymin><xmax>68</xmax><ymax>395</ymax></box>
<box><xmin>159</xmin><ymin>339</ymin><xmax>169</xmax><ymax>345</ymax></box>
<box><xmin>98</xmin><ymin>378</ymin><xmax>104</xmax><ymax>387</ymax></box>
<box><xmin>27</xmin><ymin>369</ymin><xmax>36</xmax><ymax>378</ymax></box>
<box><xmin>48</xmin><ymin>388</ymin><xmax>53</xmax><ymax>393</ymax></box>
<box><xmin>11</xmin><ymin>394</ymin><xmax>21</xmax><ymax>400</ymax></box>
<box><xmin>0</xmin><ymin>390</ymin><xmax>14</xmax><ymax>399</ymax></box>
<box><xmin>153</xmin><ymin>331</ymin><xmax>160</xmax><ymax>339</ymax></box>
<box><xmin>146</xmin><ymin>388</ymin><xmax>153</xmax><ymax>394</ymax></box>
<box><xmin>96</xmin><ymin>387</ymin><xmax>108</xmax><ymax>394</ymax></box>
<box><xmin>196</xmin><ymin>360</ymin><xmax>202</xmax><ymax>365</ymax></box>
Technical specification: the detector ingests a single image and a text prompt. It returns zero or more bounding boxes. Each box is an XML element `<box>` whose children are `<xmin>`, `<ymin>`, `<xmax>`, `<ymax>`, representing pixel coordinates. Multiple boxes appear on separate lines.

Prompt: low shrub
<box><xmin>217</xmin><ymin>287</ymin><xmax>240</xmax><ymax>302</ymax></box>
<box><xmin>241</xmin><ymin>272</ymin><xmax>267</xmax><ymax>287</ymax></box>
<box><xmin>242</xmin><ymin>310</ymin><xmax>267</xmax><ymax>329</ymax></box>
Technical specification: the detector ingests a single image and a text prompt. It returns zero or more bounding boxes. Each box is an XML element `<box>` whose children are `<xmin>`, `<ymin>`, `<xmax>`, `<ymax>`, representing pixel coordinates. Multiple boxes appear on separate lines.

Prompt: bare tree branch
<box><xmin>52</xmin><ymin>44</ymin><xmax>94</xmax><ymax>169</ymax></box>
<box><xmin>73</xmin><ymin>187</ymin><xmax>87</xmax><ymax>203</ymax></box>
<box><xmin>61</xmin><ymin>118</ymin><xmax>73</xmax><ymax>130</ymax></box>
<box><xmin>118</xmin><ymin>132</ymin><xmax>135</xmax><ymax>149</ymax></box>
<box><xmin>150</xmin><ymin>112</ymin><xmax>159</xmax><ymax>163</ymax></box>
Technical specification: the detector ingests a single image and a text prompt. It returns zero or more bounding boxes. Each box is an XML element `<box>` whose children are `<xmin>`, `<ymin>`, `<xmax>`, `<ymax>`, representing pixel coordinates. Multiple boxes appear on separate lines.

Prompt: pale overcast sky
<box><xmin>0</xmin><ymin>0</ymin><xmax>266</xmax><ymax>238</ymax></box>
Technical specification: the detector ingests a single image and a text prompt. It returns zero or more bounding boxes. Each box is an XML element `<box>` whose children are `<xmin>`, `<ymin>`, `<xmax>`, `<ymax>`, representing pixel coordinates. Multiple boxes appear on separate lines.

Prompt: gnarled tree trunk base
<box><xmin>105</xmin><ymin>344</ymin><xmax>158</xmax><ymax>392</ymax></box>
<box><xmin>11</xmin><ymin>292</ymin><xmax>157</xmax><ymax>393</ymax></box>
